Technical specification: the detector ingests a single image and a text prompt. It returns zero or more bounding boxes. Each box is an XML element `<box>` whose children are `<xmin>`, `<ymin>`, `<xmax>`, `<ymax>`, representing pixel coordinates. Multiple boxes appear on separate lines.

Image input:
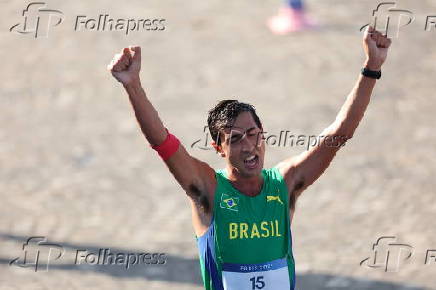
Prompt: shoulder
<box><xmin>273</xmin><ymin>159</ymin><xmax>298</xmax><ymax>180</ymax></box>
<box><xmin>264</xmin><ymin>166</ymin><xmax>286</xmax><ymax>182</ymax></box>
<box><xmin>262</xmin><ymin>167</ymin><xmax>289</xmax><ymax>193</ymax></box>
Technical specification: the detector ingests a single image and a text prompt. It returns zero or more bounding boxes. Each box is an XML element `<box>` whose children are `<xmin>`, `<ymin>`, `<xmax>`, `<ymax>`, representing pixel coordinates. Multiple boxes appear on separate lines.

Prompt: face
<box><xmin>212</xmin><ymin>111</ymin><xmax>265</xmax><ymax>178</ymax></box>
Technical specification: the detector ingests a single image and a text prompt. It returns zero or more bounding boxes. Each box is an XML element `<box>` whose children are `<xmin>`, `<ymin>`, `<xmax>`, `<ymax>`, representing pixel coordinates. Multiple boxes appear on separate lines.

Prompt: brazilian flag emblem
<box><xmin>220</xmin><ymin>193</ymin><xmax>239</xmax><ymax>212</ymax></box>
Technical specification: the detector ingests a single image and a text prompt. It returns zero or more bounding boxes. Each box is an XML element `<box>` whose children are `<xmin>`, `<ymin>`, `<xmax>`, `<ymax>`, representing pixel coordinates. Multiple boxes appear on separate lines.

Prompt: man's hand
<box><xmin>107</xmin><ymin>46</ymin><xmax>141</xmax><ymax>86</ymax></box>
<box><xmin>363</xmin><ymin>26</ymin><xmax>392</xmax><ymax>71</ymax></box>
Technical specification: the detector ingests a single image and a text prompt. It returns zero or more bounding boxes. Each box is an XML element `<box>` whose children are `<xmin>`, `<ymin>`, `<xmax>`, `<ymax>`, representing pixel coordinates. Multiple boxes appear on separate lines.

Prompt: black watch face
<box><xmin>362</xmin><ymin>68</ymin><xmax>381</xmax><ymax>79</ymax></box>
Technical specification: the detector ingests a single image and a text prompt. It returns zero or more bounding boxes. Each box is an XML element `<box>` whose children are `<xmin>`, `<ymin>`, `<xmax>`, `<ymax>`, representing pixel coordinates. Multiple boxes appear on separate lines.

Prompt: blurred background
<box><xmin>1</xmin><ymin>0</ymin><xmax>435</xmax><ymax>289</ymax></box>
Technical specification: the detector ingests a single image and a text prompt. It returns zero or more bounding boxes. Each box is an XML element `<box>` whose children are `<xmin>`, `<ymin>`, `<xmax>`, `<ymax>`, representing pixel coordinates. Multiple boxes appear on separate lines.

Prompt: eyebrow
<box><xmin>224</xmin><ymin>126</ymin><xmax>257</xmax><ymax>139</ymax></box>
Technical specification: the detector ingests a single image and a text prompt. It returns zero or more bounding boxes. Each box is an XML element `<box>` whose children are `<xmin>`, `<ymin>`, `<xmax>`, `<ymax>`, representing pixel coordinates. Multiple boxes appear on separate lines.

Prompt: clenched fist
<box><xmin>107</xmin><ymin>46</ymin><xmax>141</xmax><ymax>86</ymax></box>
<box><xmin>363</xmin><ymin>26</ymin><xmax>392</xmax><ymax>71</ymax></box>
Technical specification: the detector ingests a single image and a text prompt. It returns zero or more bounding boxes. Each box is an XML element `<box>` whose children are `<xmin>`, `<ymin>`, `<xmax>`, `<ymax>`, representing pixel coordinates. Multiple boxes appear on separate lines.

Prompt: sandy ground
<box><xmin>1</xmin><ymin>0</ymin><xmax>436</xmax><ymax>289</ymax></box>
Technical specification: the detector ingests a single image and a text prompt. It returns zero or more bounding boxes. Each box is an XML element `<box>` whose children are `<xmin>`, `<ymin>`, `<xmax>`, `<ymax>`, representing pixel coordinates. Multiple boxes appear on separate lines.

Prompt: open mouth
<box><xmin>244</xmin><ymin>154</ymin><xmax>259</xmax><ymax>169</ymax></box>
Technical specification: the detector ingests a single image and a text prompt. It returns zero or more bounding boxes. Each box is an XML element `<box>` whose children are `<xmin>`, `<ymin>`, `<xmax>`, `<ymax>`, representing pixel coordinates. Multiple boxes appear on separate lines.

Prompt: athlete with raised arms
<box><xmin>107</xmin><ymin>26</ymin><xmax>392</xmax><ymax>289</ymax></box>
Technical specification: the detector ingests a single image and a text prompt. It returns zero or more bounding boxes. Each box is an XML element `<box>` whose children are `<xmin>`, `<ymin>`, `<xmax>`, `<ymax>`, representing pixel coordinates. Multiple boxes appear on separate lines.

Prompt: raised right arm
<box><xmin>107</xmin><ymin>46</ymin><xmax>215</xmax><ymax>213</ymax></box>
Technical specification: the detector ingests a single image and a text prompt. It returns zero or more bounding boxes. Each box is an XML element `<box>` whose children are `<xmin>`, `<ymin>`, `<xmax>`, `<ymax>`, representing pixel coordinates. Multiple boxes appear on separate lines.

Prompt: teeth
<box><xmin>245</xmin><ymin>155</ymin><xmax>256</xmax><ymax>162</ymax></box>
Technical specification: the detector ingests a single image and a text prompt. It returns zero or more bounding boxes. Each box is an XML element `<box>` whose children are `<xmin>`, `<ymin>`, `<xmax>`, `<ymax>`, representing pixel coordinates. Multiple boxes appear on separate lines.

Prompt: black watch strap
<box><xmin>361</xmin><ymin>67</ymin><xmax>381</xmax><ymax>79</ymax></box>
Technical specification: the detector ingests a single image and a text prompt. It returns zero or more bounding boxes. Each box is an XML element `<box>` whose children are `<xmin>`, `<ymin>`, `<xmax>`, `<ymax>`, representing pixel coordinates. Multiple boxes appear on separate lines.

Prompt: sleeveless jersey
<box><xmin>195</xmin><ymin>167</ymin><xmax>296</xmax><ymax>290</ymax></box>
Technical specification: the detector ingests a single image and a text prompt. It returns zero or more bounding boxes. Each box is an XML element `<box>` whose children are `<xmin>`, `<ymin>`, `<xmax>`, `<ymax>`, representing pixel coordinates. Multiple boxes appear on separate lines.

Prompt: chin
<box><xmin>243</xmin><ymin>165</ymin><xmax>263</xmax><ymax>177</ymax></box>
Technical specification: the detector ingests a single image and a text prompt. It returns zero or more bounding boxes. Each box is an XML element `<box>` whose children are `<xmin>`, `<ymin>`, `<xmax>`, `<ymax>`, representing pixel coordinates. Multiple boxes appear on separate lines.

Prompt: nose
<box><xmin>240</xmin><ymin>135</ymin><xmax>255</xmax><ymax>153</ymax></box>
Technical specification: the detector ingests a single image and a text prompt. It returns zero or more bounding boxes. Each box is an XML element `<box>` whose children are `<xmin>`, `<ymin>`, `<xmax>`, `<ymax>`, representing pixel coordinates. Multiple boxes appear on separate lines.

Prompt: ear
<box><xmin>211</xmin><ymin>141</ymin><xmax>226</xmax><ymax>157</ymax></box>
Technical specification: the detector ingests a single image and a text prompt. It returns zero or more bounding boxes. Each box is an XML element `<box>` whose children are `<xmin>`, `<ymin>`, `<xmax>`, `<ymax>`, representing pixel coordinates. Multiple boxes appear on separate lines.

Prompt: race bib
<box><xmin>222</xmin><ymin>258</ymin><xmax>290</xmax><ymax>290</ymax></box>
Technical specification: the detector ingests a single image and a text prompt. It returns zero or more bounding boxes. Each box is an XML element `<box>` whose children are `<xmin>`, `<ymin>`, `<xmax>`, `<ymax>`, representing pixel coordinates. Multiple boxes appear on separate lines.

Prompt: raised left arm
<box><xmin>276</xmin><ymin>26</ymin><xmax>392</xmax><ymax>212</ymax></box>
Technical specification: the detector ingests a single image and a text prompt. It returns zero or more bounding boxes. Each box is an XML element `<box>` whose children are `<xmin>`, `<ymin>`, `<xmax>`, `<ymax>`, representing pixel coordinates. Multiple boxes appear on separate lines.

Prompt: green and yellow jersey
<box><xmin>195</xmin><ymin>167</ymin><xmax>296</xmax><ymax>290</ymax></box>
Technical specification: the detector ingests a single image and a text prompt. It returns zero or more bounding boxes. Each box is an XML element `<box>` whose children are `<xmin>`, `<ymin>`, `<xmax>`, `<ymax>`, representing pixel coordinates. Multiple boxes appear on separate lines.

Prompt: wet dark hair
<box><xmin>207</xmin><ymin>100</ymin><xmax>263</xmax><ymax>147</ymax></box>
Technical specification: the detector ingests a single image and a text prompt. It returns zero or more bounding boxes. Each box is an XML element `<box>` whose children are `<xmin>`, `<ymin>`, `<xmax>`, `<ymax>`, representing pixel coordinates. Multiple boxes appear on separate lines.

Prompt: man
<box><xmin>107</xmin><ymin>26</ymin><xmax>391</xmax><ymax>289</ymax></box>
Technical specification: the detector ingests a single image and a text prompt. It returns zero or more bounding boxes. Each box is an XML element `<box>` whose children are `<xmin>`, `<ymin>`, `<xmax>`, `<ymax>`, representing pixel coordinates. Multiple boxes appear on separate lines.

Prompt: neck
<box><xmin>226</xmin><ymin>167</ymin><xmax>264</xmax><ymax>197</ymax></box>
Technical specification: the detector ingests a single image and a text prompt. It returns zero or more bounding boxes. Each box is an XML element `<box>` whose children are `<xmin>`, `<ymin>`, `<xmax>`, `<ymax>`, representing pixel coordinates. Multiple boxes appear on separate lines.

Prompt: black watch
<box><xmin>361</xmin><ymin>67</ymin><xmax>381</xmax><ymax>79</ymax></box>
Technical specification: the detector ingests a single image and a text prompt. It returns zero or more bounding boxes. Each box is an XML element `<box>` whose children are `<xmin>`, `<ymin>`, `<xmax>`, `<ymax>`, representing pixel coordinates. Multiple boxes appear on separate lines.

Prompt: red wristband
<box><xmin>150</xmin><ymin>128</ymin><xmax>180</xmax><ymax>161</ymax></box>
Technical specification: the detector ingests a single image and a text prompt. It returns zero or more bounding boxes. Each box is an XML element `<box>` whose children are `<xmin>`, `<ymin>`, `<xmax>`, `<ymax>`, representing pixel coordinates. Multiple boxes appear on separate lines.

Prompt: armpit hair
<box><xmin>289</xmin><ymin>178</ymin><xmax>305</xmax><ymax>212</ymax></box>
<box><xmin>188</xmin><ymin>183</ymin><xmax>210</xmax><ymax>213</ymax></box>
